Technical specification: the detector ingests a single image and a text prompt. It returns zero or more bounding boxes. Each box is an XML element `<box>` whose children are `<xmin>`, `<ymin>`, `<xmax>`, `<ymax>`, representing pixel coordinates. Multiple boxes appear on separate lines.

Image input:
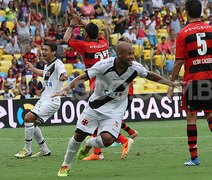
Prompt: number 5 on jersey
<box><xmin>196</xmin><ymin>33</ymin><xmax>207</xmax><ymax>55</ymax></box>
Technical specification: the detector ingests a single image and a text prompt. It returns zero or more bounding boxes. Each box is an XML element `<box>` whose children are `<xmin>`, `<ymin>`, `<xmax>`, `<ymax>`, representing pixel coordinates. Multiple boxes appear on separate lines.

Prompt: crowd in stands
<box><xmin>0</xmin><ymin>0</ymin><xmax>211</xmax><ymax>99</ymax></box>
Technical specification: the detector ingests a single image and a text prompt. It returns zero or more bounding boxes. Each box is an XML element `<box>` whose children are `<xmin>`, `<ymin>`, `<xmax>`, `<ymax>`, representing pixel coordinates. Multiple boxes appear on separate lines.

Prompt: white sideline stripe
<box><xmin>0</xmin><ymin>136</ymin><xmax>212</xmax><ymax>141</ymax></box>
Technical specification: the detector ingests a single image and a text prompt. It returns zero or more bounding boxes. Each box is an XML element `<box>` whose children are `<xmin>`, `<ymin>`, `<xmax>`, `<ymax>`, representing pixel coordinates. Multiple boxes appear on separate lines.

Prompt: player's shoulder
<box><xmin>55</xmin><ymin>59</ymin><xmax>64</xmax><ymax>66</ymax></box>
<box><xmin>131</xmin><ymin>61</ymin><xmax>148</xmax><ymax>71</ymax></box>
<box><xmin>132</xmin><ymin>61</ymin><xmax>144</xmax><ymax>68</ymax></box>
<box><xmin>177</xmin><ymin>24</ymin><xmax>191</xmax><ymax>37</ymax></box>
<box><xmin>95</xmin><ymin>57</ymin><xmax>115</xmax><ymax>66</ymax></box>
<box><xmin>179</xmin><ymin>21</ymin><xmax>212</xmax><ymax>35</ymax></box>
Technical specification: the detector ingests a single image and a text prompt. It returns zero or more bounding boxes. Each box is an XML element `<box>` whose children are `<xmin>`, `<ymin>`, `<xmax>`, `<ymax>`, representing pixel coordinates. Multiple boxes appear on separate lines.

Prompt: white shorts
<box><xmin>76</xmin><ymin>106</ymin><xmax>122</xmax><ymax>138</ymax></box>
<box><xmin>31</xmin><ymin>97</ymin><xmax>61</xmax><ymax>123</ymax></box>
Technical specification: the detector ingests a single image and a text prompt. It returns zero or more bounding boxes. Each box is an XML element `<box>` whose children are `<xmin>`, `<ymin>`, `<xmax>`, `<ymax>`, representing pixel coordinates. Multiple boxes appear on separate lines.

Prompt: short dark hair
<box><xmin>185</xmin><ymin>0</ymin><xmax>202</xmax><ymax>18</ymax></box>
<box><xmin>44</xmin><ymin>42</ymin><xmax>57</xmax><ymax>52</ymax></box>
<box><xmin>85</xmin><ymin>23</ymin><xmax>98</xmax><ymax>39</ymax></box>
<box><xmin>149</xmin><ymin>14</ymin><xmax>155</xmax><ymax>19</ymax></box>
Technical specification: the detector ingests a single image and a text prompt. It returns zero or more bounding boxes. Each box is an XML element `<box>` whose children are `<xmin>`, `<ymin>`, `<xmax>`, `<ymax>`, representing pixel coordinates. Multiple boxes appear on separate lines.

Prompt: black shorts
<box><xmin>182</xmin><ymin>79</ymin><xmax>212</xmax><ymax>112</ymax></box>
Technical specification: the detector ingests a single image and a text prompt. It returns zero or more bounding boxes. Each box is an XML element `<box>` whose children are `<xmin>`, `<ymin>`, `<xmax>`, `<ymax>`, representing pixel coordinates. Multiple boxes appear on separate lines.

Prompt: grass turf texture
<box><xmin>0</xmin><ymin>120</ymin><xmax>212</xmax><ymax>180</ymax></box>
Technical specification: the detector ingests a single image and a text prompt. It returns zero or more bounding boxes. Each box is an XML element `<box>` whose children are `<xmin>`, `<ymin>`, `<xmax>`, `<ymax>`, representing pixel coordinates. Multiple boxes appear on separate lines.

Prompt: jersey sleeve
<box><xmin>134</xmin><ymin>62</ymin><xmax>149</xmax><ymax>78</ymax></box>
<box><xmin>56</xmin><ymin>60</ymin><xmax>67</xmax><ymax>79</ymax></box>
<box><xmin>86</xmin><ymin>60</ymin><xmax>104</xmax><ymax>79</ymax></box>
<box><xmin>175</xmin><ymin>31</ymin><xmax>186</xmax><ymax>60</ymax></box>
<box><xmin>68</xmin><ymin>39</ymin><xmax>86</xmax><ymax>55</ymax></box>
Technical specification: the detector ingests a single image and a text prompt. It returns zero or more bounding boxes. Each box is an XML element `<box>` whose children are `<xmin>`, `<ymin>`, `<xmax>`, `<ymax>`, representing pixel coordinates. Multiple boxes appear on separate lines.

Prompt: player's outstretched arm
<box><xmin>53</xmin><ymin>72</ymin><xmax>89</xmax><ymax>97</ymax></box>
<box><xmin>146</xmin><ymin>71</ymin><xmax>182</xmax><ymax>87</ymax></box>
<box><xmin>167</xmin><ymin>60</ymin><xmax>184</xmax><ymax>100</ymax></box>
<box><xmin>26</xmin><ymin>62</ymin><xmax>44</xmax><ymax>77</ymax></box>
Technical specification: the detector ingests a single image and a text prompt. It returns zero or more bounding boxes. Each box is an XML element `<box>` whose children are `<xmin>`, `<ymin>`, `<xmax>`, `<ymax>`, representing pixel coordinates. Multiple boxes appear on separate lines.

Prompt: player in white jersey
<box><xmin>15</xmin><ymin>42</ymin><xmax>68</xmax><ymax>158</ymax></box>
<box><xmin>55</xmin><ymin>42</ymin><xmax>181</xmax><ymax>177</ymax></box>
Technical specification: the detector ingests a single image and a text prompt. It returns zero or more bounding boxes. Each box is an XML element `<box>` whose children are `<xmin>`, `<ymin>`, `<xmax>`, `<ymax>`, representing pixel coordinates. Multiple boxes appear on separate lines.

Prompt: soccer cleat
<box><xmin>77</xmin><ymin>136</ymin><xmax>91</xmax><ymax>159</ymax></box>
<box><xmin>57</xmin><ymin>166</ymin><xmax>70</xmax><ymax>177</ymax></box>
<box><xmin>83</xmin><ymin>153</ymin><xmax>104</xmax><ymax>161</ymax></box>
<box><xmin>15</xmin><ymin>148</ymin><xmax>32</xmax><ymax>158</ymax></box>
<box><xmin>184</xmin><ymin>158</ymin><xmax>200</xmax><ymax>166</ymax></box>
<box><xmin>128</xmin><ymin>130</ymin><xmax>138</xmax><ymax>139</ymax></box>
<box><xmin>31</xmin><ymin>151</ymin><xmax>51</xmax><ymax>158</ymax></box>
<box><xmin>121</xmin><ymin>138</ymin><xmax>134</xmax><ymax>159</ymax></box>
<box><xmin>77</xmin><ymin>147</ymin><xmax>89</xmax><ymax>160</ymax></box>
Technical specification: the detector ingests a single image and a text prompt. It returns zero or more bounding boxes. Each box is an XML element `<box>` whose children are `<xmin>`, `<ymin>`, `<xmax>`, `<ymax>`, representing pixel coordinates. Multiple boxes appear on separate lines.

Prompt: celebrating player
<box><xmin>15</xmin><ymin>42</ymin><xmax>68</xmax><ymax>158</ymax></box>
<box><xmin>65</xmin><ymin>10</ymin><xmax>138</xmax><ymax>160</ymax></box>
<box><xmin>77</xmin><ymin>36</ymin><xmax>138</xmax><ymax>160</ymax></box>
<box><xmin>167</xmin><ymin>0</ymin><xmax>212</xmax><ymax>166</ymax></box>
<box><xmin>55</xmin><ymin>42</ymin><xmax>181</xmax><ymax>177</ymax></box>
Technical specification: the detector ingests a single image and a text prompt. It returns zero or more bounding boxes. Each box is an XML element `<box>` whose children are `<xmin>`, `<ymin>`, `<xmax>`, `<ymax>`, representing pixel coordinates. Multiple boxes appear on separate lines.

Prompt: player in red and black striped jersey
<box><xmin>168</xmin><ymin>0</ymin><xmax>212</xmax><ymax>166</ymax></box>
<box><xmin>63</xmin><ymin>16</ymin><xmax>109</xmax><ymax>92</ymax></box>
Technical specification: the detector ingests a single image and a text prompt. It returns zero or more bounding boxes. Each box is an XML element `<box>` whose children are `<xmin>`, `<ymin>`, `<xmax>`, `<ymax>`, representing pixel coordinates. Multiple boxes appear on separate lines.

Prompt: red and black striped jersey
<box><xmin>68</xmin><ymin>35</ymin><xmax>109</xmax><ymax>69</ymax></box>
<box><xmin>176</xmin><ymin>21</ymin><xmax>212</xmax><ymax>82</ymax></box>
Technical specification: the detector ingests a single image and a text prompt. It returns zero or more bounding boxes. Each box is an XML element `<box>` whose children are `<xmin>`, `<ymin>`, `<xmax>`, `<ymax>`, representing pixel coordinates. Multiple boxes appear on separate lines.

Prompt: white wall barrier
<box><xmin>0</xmin><ymin>94</ymin><xmax>205</xmax><ymax>129</ymax></box>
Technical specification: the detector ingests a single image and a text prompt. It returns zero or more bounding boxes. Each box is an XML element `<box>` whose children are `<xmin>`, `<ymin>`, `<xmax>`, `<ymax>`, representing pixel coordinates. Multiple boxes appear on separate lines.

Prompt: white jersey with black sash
<box><xmin>40</xmin><ymin>59</ymin><xmax>66</xmax><ymax>100</ymax></box>
<box><xmin>86</xmin><ymin>57</ymin><xmax>149</xmax><ymax>118</ymax></box>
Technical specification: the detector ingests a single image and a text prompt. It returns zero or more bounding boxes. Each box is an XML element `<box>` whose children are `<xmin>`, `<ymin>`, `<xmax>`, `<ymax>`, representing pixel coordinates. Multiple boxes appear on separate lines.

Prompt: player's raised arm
<box><xmin>53</xmin><ymin>72</ymin><xmax>89</xmax><ymax>97</ymax></box>
<box><xmin>63</xmin><ymin>14</ymin><xmax>81</xmax><ymax>44</ymax></box>
<box><xmin>26</xmin><ymin>62</ymin><xmax>44</xmax><ymax>77</ymax></box>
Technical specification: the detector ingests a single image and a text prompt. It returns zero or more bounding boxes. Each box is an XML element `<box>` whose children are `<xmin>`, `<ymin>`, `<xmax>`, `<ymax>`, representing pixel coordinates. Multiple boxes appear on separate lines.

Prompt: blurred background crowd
<box><xmin>0</xmin><ymin>0</ymin><xmax>211</xmax><ymax>100</ymax></box>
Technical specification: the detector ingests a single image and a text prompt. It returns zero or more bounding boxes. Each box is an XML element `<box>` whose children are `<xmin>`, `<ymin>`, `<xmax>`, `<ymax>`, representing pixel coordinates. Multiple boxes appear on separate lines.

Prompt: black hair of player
<box><xmin>185</xmin><ymin>0</ymin><xmax>202</xmax><ymax>18</ymax></box>
<box><xmin>44</xmin><ymin>42</ymin><xmax>57</xmax><ymax>52</ymax></box>
<box><xmin>85</xmin><ymin>23</ymin><xmax>98</xmax><ymax>40</ymax></box>
<box><xmin>149</xmin><ymin>14</ymin><xmax>155</xmax><ymax>19</ymax></box>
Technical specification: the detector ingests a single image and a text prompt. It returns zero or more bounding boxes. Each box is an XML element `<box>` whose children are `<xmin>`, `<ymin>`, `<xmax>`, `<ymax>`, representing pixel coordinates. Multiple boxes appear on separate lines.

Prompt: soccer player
<box><xmin>65</xmin><ymin>12</ymin><xmax>137</xmax><ymax>160</ymax></box>
<box><xmin>77</xmin><ymin>36</ymin><xmax>138</xmax><ymax>160</ymax></box>
<box><xmin>15</xmin><ymin>42</ymin><xmax>68</xmax><ymax>158</ymax></box>
<box><xmin>167</xmin><ymin>0</ymin><xmax>212</xmax><ymax>166</ymax></box>
<box><xmin>55</xmin><ymin>42</ymin><xmax>180</xmax><ymax>177</ymax></box>
<box><xmin>63</xmin><ymin>15</ymin><xmax>109</xmax><ymax>93</ymax></box>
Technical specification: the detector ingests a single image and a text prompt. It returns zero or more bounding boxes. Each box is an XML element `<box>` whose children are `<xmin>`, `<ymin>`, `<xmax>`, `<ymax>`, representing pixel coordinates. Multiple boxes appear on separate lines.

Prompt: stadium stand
<box><xmin>0</xmin><ymin>0</ymin><xmax>211</xmax><ymax>99</ymax></box>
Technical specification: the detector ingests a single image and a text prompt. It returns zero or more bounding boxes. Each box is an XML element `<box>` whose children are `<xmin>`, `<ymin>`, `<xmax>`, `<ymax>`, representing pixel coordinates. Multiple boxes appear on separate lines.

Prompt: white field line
<box><xmin>0</xmin><ymin>136</ymin><xmax>212</xmax><ymax>141</ymax></box>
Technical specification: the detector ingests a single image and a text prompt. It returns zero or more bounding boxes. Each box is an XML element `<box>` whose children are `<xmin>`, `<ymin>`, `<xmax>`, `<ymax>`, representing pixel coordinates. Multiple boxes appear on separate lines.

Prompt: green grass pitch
<box><xmin>1</xmin><ymin>120</ymin><xmax>212</xmax><ymax>180</ymax></box>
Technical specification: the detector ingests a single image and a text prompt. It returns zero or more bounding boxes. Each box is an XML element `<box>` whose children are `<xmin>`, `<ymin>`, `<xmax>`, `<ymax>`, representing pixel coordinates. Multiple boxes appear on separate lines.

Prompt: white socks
<box><xmin>86</xmin><ymin>136</ymin><xmax>105</xmax><ymax>148</ymax></box>
<box><xmin>24</xmin><ymin>123</ymin><xmax>34</xmax><ymax>152</ymax></box>
<box><xmin>62</xmin><ymin>137</ymin><xmax>81</xmax><ymax>168</ymax></box>
<box><xmin>24</xmin><ymin>123</ymin><xmax>50</xmax><ymax>154</ymax></box>
<box><xmin>34</xmin><ymin>126</ymin><xmax>50</xmax><ymax>153</ymax></box>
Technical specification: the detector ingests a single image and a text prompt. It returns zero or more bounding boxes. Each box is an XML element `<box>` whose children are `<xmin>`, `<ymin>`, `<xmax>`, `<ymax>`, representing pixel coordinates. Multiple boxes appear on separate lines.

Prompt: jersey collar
<box><xmin>114</xmin><ymin>57</ymin><xmax>128</xmax><ymax>76</ymax></box>
<box><xmin>47</xmin><ymin>58</ymin><xmax>57</xmax><ymax>67</ymax></box>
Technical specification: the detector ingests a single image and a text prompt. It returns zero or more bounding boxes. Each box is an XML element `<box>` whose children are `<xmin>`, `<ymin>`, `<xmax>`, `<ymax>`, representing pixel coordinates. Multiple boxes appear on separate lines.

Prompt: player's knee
<box><xmin>100</xmin><ymin>132</ymin><xmax>115</xmax><ymax>147</ymax></box>
<box><xmin>74</xmin><ymin>129</ymin><xmax>90</xmax><ymax>142</ymax></box>
<box><xmin>24</xmin><ymin>112</ymin><xmax>36</xmax><ymax>123</ymax></box>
